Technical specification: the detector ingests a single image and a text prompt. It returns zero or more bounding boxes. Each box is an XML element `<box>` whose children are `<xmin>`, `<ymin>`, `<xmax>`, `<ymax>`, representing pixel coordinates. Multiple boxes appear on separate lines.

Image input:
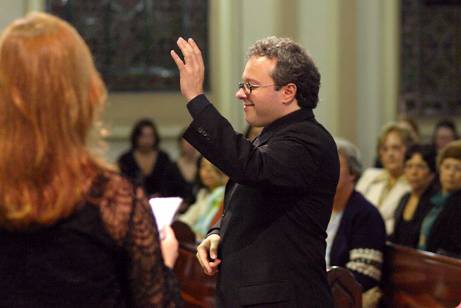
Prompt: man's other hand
<box><xmin>196</xmin><ymin>234</ymin><xmax>221</xmax><ymax>276</ymax></box>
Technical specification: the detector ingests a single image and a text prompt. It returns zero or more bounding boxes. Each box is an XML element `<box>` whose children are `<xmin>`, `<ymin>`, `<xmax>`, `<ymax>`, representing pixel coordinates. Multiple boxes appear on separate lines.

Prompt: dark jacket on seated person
<box><xmin>118</xmin><ymin>150</ymin><xmax>187</xmax><ymax>198</ymax></box>
<box><xmin>424</xmin><ymin>190</ymin><xmax>461</xmax><ymax>258</ymax></box>
<box><xmin>329</xmin><ymin>190</ymin><xmax>386</xmax><ymax>291</ymax></box>
<box><xmin>390</xmin><ymin>182</ymin><xmax>436</xmax><ymax>248</ymax></box>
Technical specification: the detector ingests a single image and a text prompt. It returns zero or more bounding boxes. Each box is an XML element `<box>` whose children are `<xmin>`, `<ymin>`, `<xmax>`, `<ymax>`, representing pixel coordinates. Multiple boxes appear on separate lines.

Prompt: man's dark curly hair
<box><xmin>248</xmin><ymin>36</ymin><xmax>321</xmax><ymax>109</ymax></box>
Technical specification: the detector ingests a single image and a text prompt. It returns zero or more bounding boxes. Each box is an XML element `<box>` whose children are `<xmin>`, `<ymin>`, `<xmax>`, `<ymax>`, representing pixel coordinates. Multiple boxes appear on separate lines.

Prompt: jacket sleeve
<box><xmin>183</xmin><ymin>95</ymin><xmax>325</xmax><ymax>192</ymax></box>
<box><xmin>346</xmin><ymin>201</ymin><xmax>386</xmax><ymax>291</ymax></box>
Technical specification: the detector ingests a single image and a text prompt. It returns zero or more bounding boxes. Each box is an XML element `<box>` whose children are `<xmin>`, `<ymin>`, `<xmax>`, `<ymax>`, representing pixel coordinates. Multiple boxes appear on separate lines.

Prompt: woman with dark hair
<box><xmin>118</xmin><ymin>118</ymin><xmax>187</xmax><ymax>198</ymax></box>
<box><xmin>417</xmin><ymin>140</ymin><xmax>461</xmax><ymax>257</ymax></box>
<box><xmin>390</xmin><ymin>144</ymin><xmax>437</xmax><ymax>247</ymax></box>
<box><xmin>0</xmin><ymin>13</ymin><xmax>180</xmax><ymax>307</ymax></box>
<box><xmin>432</xmin><ymin>119</ymin><xmax>459</xmax><ymax>152</ymax></box>
<box><xmin>175</xmin><ymin>130</ymin><xmax>200</xmax><ymax>205</ymax></box>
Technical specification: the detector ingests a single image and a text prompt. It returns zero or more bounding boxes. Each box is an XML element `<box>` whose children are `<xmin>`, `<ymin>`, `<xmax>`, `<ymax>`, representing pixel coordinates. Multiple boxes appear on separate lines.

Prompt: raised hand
<box><xmin>170</xmin><ymin>37</ymin><xmax>205</xmax><ymax>101</ymax></box>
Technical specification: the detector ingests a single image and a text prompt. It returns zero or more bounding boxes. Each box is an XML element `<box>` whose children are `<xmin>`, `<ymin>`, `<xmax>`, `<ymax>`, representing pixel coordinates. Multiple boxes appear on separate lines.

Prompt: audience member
<box><xmin>373</xmin><ymin>117</ymin><xmax>420</xmax><ymax>168</ymax></box>
<box><xmin>418</xmin><ymin>140</ymin><xmax>461</xmax><ymax>258</ymax></box>
<box><xmin>397</xmin><ymin>116</ymin><xmax>420</xmax><ymax>142</ymax></box>
<box><xmin>0</xmin><ymin>13</ymin><xmax>180</xmax><ymax>307</ymax></box>
<box><xmin>178</xmin><ymin>158</ymin><xmax>227</xmax><ymax>240</ymax></box>
<box><xmin>327</xmin><ymin>138</ymin><xmax>385</xmax><ymax>305</ymax></box>
<box><xmin>357</xmin><ymin>123</ymin><xmax>416</xmax><ymax>234</ymax></box>
<box><xmin>432</xmin><ymin>119</ymin><xmax>459</xmax><ymax>153</ymax></box>
<box><xmin>176</xmin><ymin>133</ymin><xmax>200</xmax><ymax>184</ymax></box>
<box><xmin>175</xmin><ymin>131</ymin><xmax>200</xmax><ymax>205</ymax></box>
<box><xmin>118</xmin><ymin>118</ymin><xmax>187</xmax><ymax>198</ymax></box>
<box><xmin>390</xmin><ymin>144</ymin><xmax>437</xmax><ymax>247</ymax></box>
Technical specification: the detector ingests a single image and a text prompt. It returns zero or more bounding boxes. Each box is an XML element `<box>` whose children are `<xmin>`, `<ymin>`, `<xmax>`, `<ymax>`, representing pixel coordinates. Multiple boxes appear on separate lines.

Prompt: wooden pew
<box><xmin>382</xmin><ymin>242</ymin><xmax>461</xmax><ymax>308</ymax></box>
<box><xmin>172</xmin><ymin>222</ymin><xmax>363</xmax><ymax>307</ymax></box>
<box><xmin>172</xmin><ymin>221</ymin><xmax>216</xmax><ymax>307</ymax></box>
<box><xmin>174</xmin><ymin>241</ymin><xmax>216</xmax><ymax>308</ymax></box>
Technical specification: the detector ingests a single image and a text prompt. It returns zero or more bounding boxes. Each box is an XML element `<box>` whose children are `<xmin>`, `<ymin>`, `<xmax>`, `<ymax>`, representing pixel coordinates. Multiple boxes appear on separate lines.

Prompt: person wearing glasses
<box><xmin>171</xmin><ymin>37</ymin><xmax>339</xmax><ymax>307</ymax></box>
<box><xmin>417</xmin><ymin>140</ymin><xmax>461</xmax><ymax>257</ymax></box>
<box><xmin>390</xmin><ymin>144</ymin><xmax>437</xmax><ymax>248</ymax></box>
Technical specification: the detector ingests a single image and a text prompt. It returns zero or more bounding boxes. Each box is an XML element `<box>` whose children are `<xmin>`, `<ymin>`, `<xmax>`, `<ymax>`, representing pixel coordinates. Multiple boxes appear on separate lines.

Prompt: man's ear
<box><xmin>281</xmin><ymin>83</ymin><xmax>297</xmax><ymax>104</ymax></box>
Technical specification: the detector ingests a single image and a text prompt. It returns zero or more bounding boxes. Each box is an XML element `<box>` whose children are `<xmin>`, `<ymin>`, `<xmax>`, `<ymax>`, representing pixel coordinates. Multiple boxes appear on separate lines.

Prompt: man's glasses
<box><xmin>238</xmin><ymin>82</ymin><xmax>275</xmax><ymax>94</ymax></box>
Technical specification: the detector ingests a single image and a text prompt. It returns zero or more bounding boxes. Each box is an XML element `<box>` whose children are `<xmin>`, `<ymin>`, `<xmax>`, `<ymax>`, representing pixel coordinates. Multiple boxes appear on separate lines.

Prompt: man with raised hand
<box><xmin>171</xmin><ymin>36</ymin><xmax>339</xmax><ymax>307</ymax></box>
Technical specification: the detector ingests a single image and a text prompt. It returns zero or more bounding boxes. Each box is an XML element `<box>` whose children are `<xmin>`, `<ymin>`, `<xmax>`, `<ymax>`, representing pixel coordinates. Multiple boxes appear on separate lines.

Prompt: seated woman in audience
<box><xmin>418</xmin><ymin>140</ymin><xmax>461</xmax><ymax>257</ymax></box>
<box><xmin>118</xmin><ymin>118</ymin><xmax>187</xmax><ymax>198</ymax></box>
<box><xmin>0</xmin><ymin>13</ymin><xmax>180</xmax><ymax>307</ymax></box>
<box><xmin>397</xmin><ymin>116</ymin><xmax>420</xmax><ymax>142</ymax></box>
<box><xmin>390</xmin><ymin>144</ymin><xmax>437</xmax><ymax>248</ymax></box>
<box><xmin>432</xmin><ymin>119</ymin><xmax>459</xmax><ymax>153</ymax></box>
<box><xmin>327</xmin><ymin>139</ymin><xmax>386</xmax><ymax>301</ymax></box>
<box><xmin>177</xmin><ymin>158</ymin><xmax>228</xmax><ymax>240</ymax></box>
<box><xmin>373</xmin><ymin>117</ymin><xmax>420</xmax><ymax>168</ymax></box>
<box><xmin>175</xmin><ymin>131</ymin><xmax>200</xmax><ymax>206</ymax></box>
<box><xmin>357</xmin><ymin>123</ymin><xmax>416</xmax><ymax>235</ymax></box>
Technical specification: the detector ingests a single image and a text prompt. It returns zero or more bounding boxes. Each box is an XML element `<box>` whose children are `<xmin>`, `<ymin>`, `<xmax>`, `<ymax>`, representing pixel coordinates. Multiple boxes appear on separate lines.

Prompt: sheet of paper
<box><xmin>149</xmin><ymin>197</ymin><xmax>182</xmax><ymax>230</ymax></box>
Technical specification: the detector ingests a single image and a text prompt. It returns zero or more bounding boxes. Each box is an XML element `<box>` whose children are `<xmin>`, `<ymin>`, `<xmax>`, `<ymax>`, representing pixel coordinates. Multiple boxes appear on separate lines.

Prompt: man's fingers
<box><xmin>176</xmin><ymin>37</ymin><xmax>196</xmax><ymax>67</ymax></box>
<box><xmin>170</xmin><ymin>50</ymin><xmax>184</xmax><ymax>70</ymax></box>
<box><xmin>196</xmin><ymin>249</ymin><xmax>212</xmax><ymax>274</ymax></box>
<box><xmin>209</xmin><ymin>239</ymin><xmax>219</xmax><ymax>259</ymax></box>
<box><xmin>195</xmin><ymin>252</ymin><xmax>209</xmax><ymax>274</ymax></box>
<box><xmin>195</xmin><ymin>252</ymin><xmax>207</xmax><ymax>274</ymax></box>
<box><xmin>209</xmin><ymin>259</ymin><xmax>221</xmax><ymax>269</ymax></box>
<box><xmin>188</xmin><ymin>38</ymin><xmax>204</xmax><ymax>68</ymax></box>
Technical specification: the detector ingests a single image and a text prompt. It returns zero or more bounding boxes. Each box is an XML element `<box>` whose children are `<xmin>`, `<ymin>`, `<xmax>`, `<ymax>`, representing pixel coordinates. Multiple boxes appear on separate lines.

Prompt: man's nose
<box><xmin>236</xmin><ymin>87</ymin><xmax>247</xmax><ymax>100</ymax></box>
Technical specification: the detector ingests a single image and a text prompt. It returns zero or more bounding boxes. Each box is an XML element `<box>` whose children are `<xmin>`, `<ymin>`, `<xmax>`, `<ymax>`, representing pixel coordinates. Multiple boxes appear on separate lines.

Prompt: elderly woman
<box><xmin>356</xmin><ymin>123</ymin><xmax>416</xmax><ymax>235</ymax></box>
<box><xmin>417</xmin><ymin>140</ymin><xmax>461</xmax><ymax>257</ymax></box>
<box><xmin>390</xmin><ymin>144</ymin><xmax>437</xmax><ymax>248</ymax></box>
<box><xmin>0</xmin><ymin>13</ymin><xmax>180</xmax><ymax>307</ymax></box>
<box><xmin>327</xmin><ymin>138</ymin><xmax>386</xmax><ymax>302</ymax></box>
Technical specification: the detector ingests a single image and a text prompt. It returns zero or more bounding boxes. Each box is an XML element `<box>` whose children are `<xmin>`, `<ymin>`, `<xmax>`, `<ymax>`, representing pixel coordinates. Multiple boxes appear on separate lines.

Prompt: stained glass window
<box><xmin>400</xmin><ymin>0</ymin><xmax>461</xmax><ymax>116</ymax></box>
<box><xmin>46</xmin><ymin>0</ymin><xmax>209</xmax><ymax>92</ymax></box>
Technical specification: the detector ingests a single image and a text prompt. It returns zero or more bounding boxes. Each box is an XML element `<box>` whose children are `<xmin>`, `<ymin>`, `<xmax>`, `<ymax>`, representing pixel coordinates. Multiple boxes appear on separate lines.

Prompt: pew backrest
<box><xmin>382</xmin><ymin>242</ymin><xmax>461</xmax><ymax>307</ymax></box>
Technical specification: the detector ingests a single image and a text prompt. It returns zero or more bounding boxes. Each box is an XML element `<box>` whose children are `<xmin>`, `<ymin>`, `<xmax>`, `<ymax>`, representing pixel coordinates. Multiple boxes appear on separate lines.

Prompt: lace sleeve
<box><xmin>97</xmin><ymin>174</ymin><xmax>182</xmax><ymax>307</ymax></box>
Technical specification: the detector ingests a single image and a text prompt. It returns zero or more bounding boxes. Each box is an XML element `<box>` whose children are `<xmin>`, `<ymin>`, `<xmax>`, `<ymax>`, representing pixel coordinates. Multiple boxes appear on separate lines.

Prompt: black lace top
<box><xmin>0</xmin><ymin>172</ymin><xmax>181</xmax><ymax>307</ymax></box>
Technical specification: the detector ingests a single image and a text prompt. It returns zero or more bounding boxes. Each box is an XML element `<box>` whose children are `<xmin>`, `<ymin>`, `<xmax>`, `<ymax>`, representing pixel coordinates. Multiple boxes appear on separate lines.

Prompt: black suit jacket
<box><xmin>184</xmin><ymin>95</ymin><xmax>339</xmax><ymax>307</ymax></box>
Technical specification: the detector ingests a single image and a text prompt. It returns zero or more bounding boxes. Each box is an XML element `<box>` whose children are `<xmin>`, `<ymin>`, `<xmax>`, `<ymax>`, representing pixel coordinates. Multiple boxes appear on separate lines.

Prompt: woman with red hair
<box><xmin>0</xmin><ymin>12</ymin><xmax>180</xmax><ymax>307</ymax></box>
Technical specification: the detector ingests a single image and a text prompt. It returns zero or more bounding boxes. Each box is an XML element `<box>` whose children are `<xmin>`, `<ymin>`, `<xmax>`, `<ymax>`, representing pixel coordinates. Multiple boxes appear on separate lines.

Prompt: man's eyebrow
<box><xmin>242</xmin><ymin>78</ymin><xmax>260</xmax><ymax>83</ymax></box>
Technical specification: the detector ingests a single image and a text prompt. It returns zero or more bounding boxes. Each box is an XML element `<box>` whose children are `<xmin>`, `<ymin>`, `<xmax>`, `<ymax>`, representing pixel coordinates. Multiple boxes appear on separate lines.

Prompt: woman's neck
<box><xmin>135</xmin><ymin>147</ymin><xmax>156</xmax><ymax>155</ymax></box>
<box><xmin>387</xmin><ymin>168</ymin><xmax>403</xmax><ymax>182</ymax></box>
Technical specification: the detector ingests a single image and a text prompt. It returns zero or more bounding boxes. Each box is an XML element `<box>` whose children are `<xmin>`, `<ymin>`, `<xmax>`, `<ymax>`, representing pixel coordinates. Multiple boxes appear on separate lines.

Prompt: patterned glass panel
<box><xmin>400</xmin><ymin>0</ymin><xmax>461</xmax><ymax>116</ymax></box>
<box><xmin>46</xmin><ymin>0</ymin><xmax>209</xmax><ymax>92</ymax></box>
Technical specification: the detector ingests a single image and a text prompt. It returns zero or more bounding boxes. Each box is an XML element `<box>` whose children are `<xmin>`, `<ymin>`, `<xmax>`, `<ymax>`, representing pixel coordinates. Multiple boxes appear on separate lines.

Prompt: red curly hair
<box><xmin>0</xmin><ymin>13</ymin><xmax>108</xmax><ymax>229</ymax></box>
